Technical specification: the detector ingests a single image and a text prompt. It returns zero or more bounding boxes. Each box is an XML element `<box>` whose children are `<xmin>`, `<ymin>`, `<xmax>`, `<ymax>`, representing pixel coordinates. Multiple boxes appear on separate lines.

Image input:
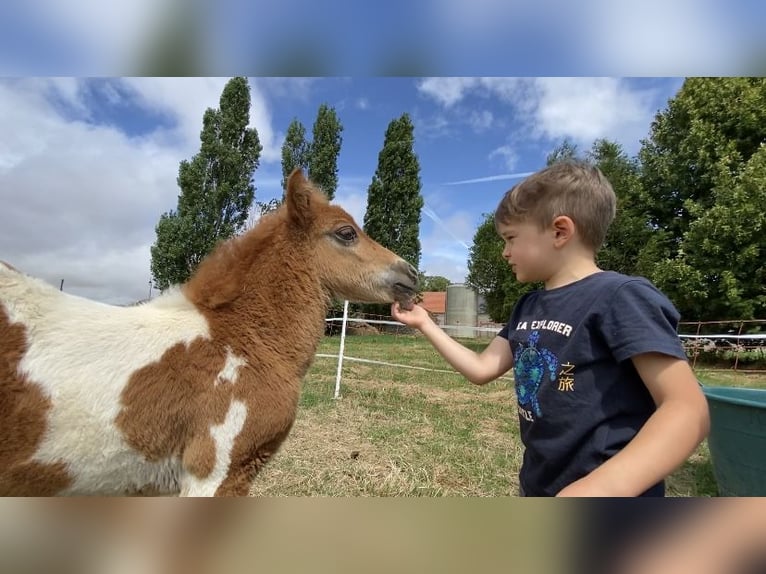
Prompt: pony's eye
<box><xmin>334</xmin><ymin>226</ymin><xmax>357</xmax><ymax>243</ymax></box>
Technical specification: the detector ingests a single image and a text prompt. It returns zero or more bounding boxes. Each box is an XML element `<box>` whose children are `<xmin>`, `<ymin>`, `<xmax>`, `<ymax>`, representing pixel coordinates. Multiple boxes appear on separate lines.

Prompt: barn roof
<box><xmin>421</xmin><ymin>291</ymin><xmax>446</xmax><ymax>314</ymax></box>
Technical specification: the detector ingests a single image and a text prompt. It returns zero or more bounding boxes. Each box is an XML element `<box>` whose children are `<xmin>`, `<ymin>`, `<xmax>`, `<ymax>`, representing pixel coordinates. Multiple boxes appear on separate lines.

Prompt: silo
<box><xmin>446</xmin><ymin>284</ymin><xmax>478</xmax><ymax>338</ymax></box>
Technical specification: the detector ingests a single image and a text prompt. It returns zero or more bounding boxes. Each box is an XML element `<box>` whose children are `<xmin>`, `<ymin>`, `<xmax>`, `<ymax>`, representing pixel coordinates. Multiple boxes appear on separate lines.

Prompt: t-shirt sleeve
<box><xmin>598</xmin><ymin>279</ymin><xmax>687</xmax><ymax>363</ymax></box>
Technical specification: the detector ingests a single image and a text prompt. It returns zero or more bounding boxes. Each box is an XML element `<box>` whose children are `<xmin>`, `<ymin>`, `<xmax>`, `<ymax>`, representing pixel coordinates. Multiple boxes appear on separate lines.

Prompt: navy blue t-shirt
<box><xmin>497</xmin><ymin>271</ymin><xmax>688</xmax><ymax>497</ymax></box>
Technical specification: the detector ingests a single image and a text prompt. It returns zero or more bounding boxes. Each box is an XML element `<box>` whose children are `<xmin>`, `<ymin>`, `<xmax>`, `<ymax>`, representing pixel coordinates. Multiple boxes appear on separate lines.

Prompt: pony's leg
<box><xmin>179</xmin><ymin>400</ymin><xmax>249</xmax><ymax>497</ymax></box>
<box><xmin>214</xmin><ymin>430</ymin><xmax>291</xmax><ymax>496</ymax></box>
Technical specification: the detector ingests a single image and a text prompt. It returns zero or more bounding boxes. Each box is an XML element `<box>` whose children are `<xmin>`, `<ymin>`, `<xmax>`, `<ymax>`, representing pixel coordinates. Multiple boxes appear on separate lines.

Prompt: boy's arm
<box><xmin>557</xmin><ymin>353</ymin><xmax>710</xmax><ymax>497</ymax></box>
<box><xmin>392</xmin><ymin>302</ymin><xmax>514</xmax><ymax>385</ymax></box>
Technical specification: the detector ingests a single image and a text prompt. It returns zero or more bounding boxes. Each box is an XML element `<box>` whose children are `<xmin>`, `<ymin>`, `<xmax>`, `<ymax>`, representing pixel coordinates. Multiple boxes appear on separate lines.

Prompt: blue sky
<box><xmin>0</xmin><ymin>77</ymin><xmax>686</xmax><ymax>304</ymax></box>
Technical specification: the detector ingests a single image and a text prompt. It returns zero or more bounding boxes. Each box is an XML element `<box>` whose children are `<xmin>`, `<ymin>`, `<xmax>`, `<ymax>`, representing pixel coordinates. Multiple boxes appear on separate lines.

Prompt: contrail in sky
<box><xmin>444</xmin><ymin>172</ymin><xmax>534</xmax><ymax>185</ymax></box>
<box><xmin>422</xmin><ymin>204</ymin><xmax>470</xmax><ymax>250</ymax></box>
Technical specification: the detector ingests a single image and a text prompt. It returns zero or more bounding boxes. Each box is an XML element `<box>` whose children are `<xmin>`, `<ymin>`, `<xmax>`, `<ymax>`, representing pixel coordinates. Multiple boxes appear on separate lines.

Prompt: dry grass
<box><xmin>249</xmin><ymin>334</ymin><xmax>766</xmax><ymax>497</ymax></box>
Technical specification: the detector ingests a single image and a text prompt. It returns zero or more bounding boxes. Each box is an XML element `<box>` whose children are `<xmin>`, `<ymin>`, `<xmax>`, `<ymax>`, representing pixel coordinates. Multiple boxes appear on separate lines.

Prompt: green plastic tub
<box><xmin>701</xmin><ymin>386</ymin><xmax>766</xmax><ymax>496</ymax></box>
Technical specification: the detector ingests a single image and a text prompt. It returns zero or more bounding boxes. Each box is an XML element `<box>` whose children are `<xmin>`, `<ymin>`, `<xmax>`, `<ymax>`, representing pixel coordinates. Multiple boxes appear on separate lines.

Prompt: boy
<box><xmin>392</xmin><ymin>161</ymin><xmax>710</xmax><ymax>497</ymax></box>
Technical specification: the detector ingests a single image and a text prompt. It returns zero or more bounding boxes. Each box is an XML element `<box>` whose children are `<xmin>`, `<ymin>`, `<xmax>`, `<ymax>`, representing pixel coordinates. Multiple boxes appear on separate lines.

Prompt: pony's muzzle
<box><xmin>393</xmin><ymin>260</ymin><xmax>418</xmax><ymax>291</ymax></box>
<box><xmin>390</xmin><ymin>260</ymin><xmax>419</xmax><ymax>308</ymax></box>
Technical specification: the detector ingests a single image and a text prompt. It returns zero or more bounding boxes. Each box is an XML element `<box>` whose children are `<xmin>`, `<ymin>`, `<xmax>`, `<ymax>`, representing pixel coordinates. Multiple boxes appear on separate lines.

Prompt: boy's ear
<box><xmin>551</xmin><ymin>215</ymin><xmax>575</xmax><ymax>246</ymax></box>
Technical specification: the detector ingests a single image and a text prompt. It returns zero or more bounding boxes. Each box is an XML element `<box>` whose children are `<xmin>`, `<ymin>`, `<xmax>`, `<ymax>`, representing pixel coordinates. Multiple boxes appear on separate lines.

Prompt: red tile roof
<box><xmin>421</xmin><ymin>291</ymin><xmax>446</xmax><ymax>314</ymax></box>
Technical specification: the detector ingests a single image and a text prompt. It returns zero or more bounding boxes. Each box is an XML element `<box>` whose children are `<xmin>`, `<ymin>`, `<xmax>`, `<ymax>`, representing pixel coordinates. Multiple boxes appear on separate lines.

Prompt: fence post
<box><xmin>733</xmin><ymin>320</ymin><xmax>745</xmax><ymax>372</ymax></box>
<box><xmin>333</xmin><ymin>300</ymin><xmax>350</xmax><ymax>399</ymax></box>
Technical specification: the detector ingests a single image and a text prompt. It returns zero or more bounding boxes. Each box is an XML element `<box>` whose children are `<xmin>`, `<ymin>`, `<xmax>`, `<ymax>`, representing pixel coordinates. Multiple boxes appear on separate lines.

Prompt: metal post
<box><xmin>333</xmin><ymin>300</ymin><xmax>349</xmax><ymax>399</ymax></box>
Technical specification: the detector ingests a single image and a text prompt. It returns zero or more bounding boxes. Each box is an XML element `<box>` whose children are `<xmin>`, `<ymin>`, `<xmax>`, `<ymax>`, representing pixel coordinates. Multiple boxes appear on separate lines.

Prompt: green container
<box><xmin>701</xmin><ymin>386</ymin><xmax>766</xmax><ymax>496</ymax></box>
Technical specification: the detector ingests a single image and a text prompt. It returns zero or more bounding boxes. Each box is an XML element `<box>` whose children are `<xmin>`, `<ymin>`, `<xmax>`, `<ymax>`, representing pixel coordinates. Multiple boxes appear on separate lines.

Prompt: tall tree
<box><xmin>421</xmin><ymin>275</ymin><xmax>451</xmax><ymax>292</ymax></box>
<box><xmin>363</xmin><ymin>113</ymin><xmax>424</xmax><ymax>269</ymax></box>
<box><xmin>151</xmin><ymin>77</ymin><xmax>262</xmax><ymax>290</ymax></box>
<box><xmin>546</xmin><ymin>138</ymin><xmax>579</xmax><ymax>165</ymax></box>
<box><xmin>652</xmin><ymin>146</ymin><xmax>766</xmax><ymax>320</ymax></box>
<box><xmin>639</xmin><ymin>78</ymin><xmax>766</xmax><ymax>244</ymax></box>
<box><xmin>280</xmin><ymin>118</ymin><xmax>311</xmax><ymax>195</ymax></box>
<box><xmin>638</xmin><ymin>78</ymin><xmax>766</xmax><ymax>319</ymax></box>
<box><xmin>308</xmin><ymin>104</ymin><xmax>343</xmax><ymax>200</ymax></box>
<box><xmin>587</xmin><ymin>139</ymin><xmax>659</xmax><ymax>277</ymax></box>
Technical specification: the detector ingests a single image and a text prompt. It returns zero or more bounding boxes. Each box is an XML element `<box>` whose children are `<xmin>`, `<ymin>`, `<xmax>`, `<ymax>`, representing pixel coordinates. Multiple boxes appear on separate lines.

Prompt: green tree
<box><xmin>421</xmin><ymin>275</ymin><xmax>451</xmax><ymax>292</ymax></box>
<box><xmin>280</xmin><ymin>118</ymin><xmax>311</xmax><ymax>195</ymax></box>
<box><xmin>150</xmin><ymin>77</ymin><xmax>262</xmax><ymax>290</ymax></box>
<box><xmin>638</xmin><ymin>78</ymin><xmax>766</xmax><ymax>319</ymax></box>
<box><xmin>639</xmin><ymin>78</ymin><xmax>766</xmax><ymax>243</ymax></box>
<box><xmin>363</xmin><ymin>113</ymin><xmax>423</xmax><ymax>268</ymax></box>
<box><xmin>546</xmin><ymin>138</ymin><xmax>580</xmax><ymax>165</ymax></box>
<box><xmin>362</xmin><ymin>113</ymin><xmax>423</xmax><ymax>316</ymax></box>
<box><xmin>308</xmin><ymin>104</ymin><xmax>343</xmax><ymax>200</ymax></box>
<box><xmin>586</xmin><ymin>139</ymin><xmax>660</xmax><ymax>277</ymax></box>
<box><xmin>653</xmin><ymin>146</ymin><xmax>766</xmax><ymax>320</ymax></box>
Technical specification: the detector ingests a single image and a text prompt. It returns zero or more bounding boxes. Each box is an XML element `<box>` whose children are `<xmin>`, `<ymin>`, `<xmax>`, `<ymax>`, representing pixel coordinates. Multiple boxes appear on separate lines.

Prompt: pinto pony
<box><xmin>0</xmin><ymin>170</ymin><xmax>418</xmax><ymax>496</ymax></box>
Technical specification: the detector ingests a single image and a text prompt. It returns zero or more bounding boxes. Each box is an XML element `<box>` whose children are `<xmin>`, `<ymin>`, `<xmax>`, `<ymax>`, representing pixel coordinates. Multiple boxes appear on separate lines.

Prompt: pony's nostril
<box><xmin>398</xmin><ymin>261</ymin><xmax>418</xmax><ymax>285</ymax></box>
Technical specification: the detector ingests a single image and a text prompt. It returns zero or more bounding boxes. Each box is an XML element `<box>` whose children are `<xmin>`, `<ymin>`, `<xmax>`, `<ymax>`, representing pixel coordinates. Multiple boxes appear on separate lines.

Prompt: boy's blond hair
<box><xmin>494</xmin><ymin>161</ymin><xmax>617</xmax><ymax>251</ymax></box>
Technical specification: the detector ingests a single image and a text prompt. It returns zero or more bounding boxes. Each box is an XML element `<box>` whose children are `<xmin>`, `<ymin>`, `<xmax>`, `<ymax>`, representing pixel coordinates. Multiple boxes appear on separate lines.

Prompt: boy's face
<box><xmin>496</xmin><ymin>220</ymin><xmax>558</xmax><ymax>284</ymax></box>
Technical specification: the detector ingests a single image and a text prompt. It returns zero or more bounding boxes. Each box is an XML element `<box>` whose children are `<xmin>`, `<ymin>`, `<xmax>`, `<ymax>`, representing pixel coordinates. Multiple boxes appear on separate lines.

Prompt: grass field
<box><xmin>249</xmin><ymin>334</ymin><xmax>766</xmax><ymax>497</ymax></box>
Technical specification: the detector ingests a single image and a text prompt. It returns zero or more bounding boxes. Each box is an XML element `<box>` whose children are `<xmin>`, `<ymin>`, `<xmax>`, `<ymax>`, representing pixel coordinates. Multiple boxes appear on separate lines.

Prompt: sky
<box><xmin>1</xmin><ymin>0</ymin><xmax>763</xmax><ymax>305</ymax></box>
<box><xmin>0</xmin><ymin>77</ymin><xmax>688</xmax><ymax>304</ymax></box>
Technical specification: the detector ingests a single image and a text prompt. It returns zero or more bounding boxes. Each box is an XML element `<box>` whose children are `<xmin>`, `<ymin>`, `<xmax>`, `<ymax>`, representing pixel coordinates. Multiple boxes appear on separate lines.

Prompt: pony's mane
<box><xmin>182</xmin><ymin>180</ymin><xmax>341</xmax><ymax>310</ymax></box>
<box><xmin>184</xmin><ymin>207</ymin><xmax>287</xmax><ymax>309</ymax></box>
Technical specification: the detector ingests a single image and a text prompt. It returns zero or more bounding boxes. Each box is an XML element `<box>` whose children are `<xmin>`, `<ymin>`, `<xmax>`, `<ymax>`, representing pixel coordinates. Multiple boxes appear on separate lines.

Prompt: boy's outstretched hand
<box><xmin>391</xmin><ymin>302</ymin><xmax>431</xmax><ymax>331</ymax></box>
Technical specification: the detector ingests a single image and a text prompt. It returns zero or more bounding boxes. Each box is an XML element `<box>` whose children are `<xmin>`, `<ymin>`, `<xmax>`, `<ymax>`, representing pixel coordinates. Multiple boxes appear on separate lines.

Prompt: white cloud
<box><xmin>0</xmin><ymin>78</ymin><xmax>282</xmax><ymax>305</ymax></box>
<box><xmin>416</xmin><ymin>77</ymin><xmax>482</xmax><ymax>108</ymax></box>
<box><xmin>528</xmin><ymin>78</ymin><xmax>658</xmax><ymax>153</ymax></box>
<box><xmin>488</xmin><ymin>145</ymin><xmax>518</xmax><ymax>171</ymax></box>
<box><xmin>417</xmin><ymin>77</ymin><xmax>528</xmax><ymax>108</ymax></box>
<box><xmin>120</xmin><ymin>78</ymin><xmax>281</xmax><ymax>161</ymax></box>
<box><xmin>418</xmin><ymin>76</ymin><xmax>664</xmax><ymax>155</ymax></box>
<box><xmin>412</xmin><ymin>111</ymin><xmax>452</xmax><ymax>140</ymax></box>
<box><xmin>356</xmin><ymin>97</ymin><xmax>369</xmax><ymax>110</ymax></box>
<box><xmin>468</xmin><ymin>109</ymin><xmax>494</xmax><ymax>132</ymax></box>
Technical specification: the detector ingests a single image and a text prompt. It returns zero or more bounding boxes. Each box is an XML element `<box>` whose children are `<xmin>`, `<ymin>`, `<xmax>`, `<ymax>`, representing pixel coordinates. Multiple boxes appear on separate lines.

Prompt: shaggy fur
<box><xmin>0</xmin><ymin>170</ymin><xmax>418</xmax><ymax>496</ymax></box>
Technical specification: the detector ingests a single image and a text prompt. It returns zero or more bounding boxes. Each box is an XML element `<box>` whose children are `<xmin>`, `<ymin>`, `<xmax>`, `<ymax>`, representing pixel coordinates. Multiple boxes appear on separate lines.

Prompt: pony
<box><xmin>0</xmin><ymin>169</ymin><xmax>418</xmax><ymax>496</ymax></box>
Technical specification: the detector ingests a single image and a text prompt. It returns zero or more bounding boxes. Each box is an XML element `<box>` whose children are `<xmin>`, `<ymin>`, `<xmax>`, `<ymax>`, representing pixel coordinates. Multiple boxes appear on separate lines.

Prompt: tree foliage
<box><xmin>280</xmin><ymin>118</ymin><xmax>310</xmax><ymax>193</ymax></box>
<box><xmin>361</xmin><ymin>113</ymin><xmax>423</xmax><ymax>316</ymax></box>
<box><xmin>652</xmin><ymin>145</ymin><xmax>766</xmax><ymax>320</ymax></box>
<box><xmin>150</xmin><ymin>77</ymin><xmax>262</xmax><ymax>290</ymax></box>
<box><xmin>638</xmin><ymin>78</ymin><xmax>766</xmax><ymax>320</ymax></box>
<box><xmin>363</xmin><ymin>113</ymin><xmax>424</xmax><ymax>269</ymax></box>
<box><xmin>420</xmin><ymin>275</ymin><xmax>451</xmax><ymax>292</ymax></box>
<box><xmin>587</xmin><ymin>139</ymin><xmax>660</xmax><ymax>278</ymax></box>
<box><xmin>308</xmin><ymin>104</ymin><xmax>343</xmax><ymax>200</ymax></box>
<box><xmin>639</xmin><ymin>77</ymin><xmax>766</xmax><ymax>243</ymax></box>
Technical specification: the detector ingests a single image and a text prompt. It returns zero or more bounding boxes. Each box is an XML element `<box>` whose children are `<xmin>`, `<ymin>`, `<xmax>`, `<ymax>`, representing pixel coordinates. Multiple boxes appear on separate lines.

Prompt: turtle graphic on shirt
<box><xmin>514</xmin><ymin>330</ymin><xmax>558</xmax><ymax>418</ymax></box>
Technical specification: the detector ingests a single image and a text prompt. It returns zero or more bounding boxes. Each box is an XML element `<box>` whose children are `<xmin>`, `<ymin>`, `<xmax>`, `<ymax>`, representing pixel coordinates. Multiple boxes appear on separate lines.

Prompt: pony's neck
<box><xmin>184</xmin><ymin>220</ymin><xmax>330</xmax><ymax>375</ymax></box>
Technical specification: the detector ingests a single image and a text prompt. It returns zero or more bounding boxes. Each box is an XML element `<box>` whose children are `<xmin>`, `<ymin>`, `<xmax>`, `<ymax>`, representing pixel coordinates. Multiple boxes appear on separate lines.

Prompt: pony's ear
<box><xmin>285</xmin><ymin>168</ymin><xmax>315</xmax><ymax>229</ymax></box>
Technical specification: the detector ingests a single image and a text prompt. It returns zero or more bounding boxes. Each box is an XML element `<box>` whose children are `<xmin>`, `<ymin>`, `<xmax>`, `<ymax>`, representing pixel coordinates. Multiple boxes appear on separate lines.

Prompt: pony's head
<box><xmin>284</xmin><ymin>169</ymin><xmax>418</xmax><ymax>304</ymax></box>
